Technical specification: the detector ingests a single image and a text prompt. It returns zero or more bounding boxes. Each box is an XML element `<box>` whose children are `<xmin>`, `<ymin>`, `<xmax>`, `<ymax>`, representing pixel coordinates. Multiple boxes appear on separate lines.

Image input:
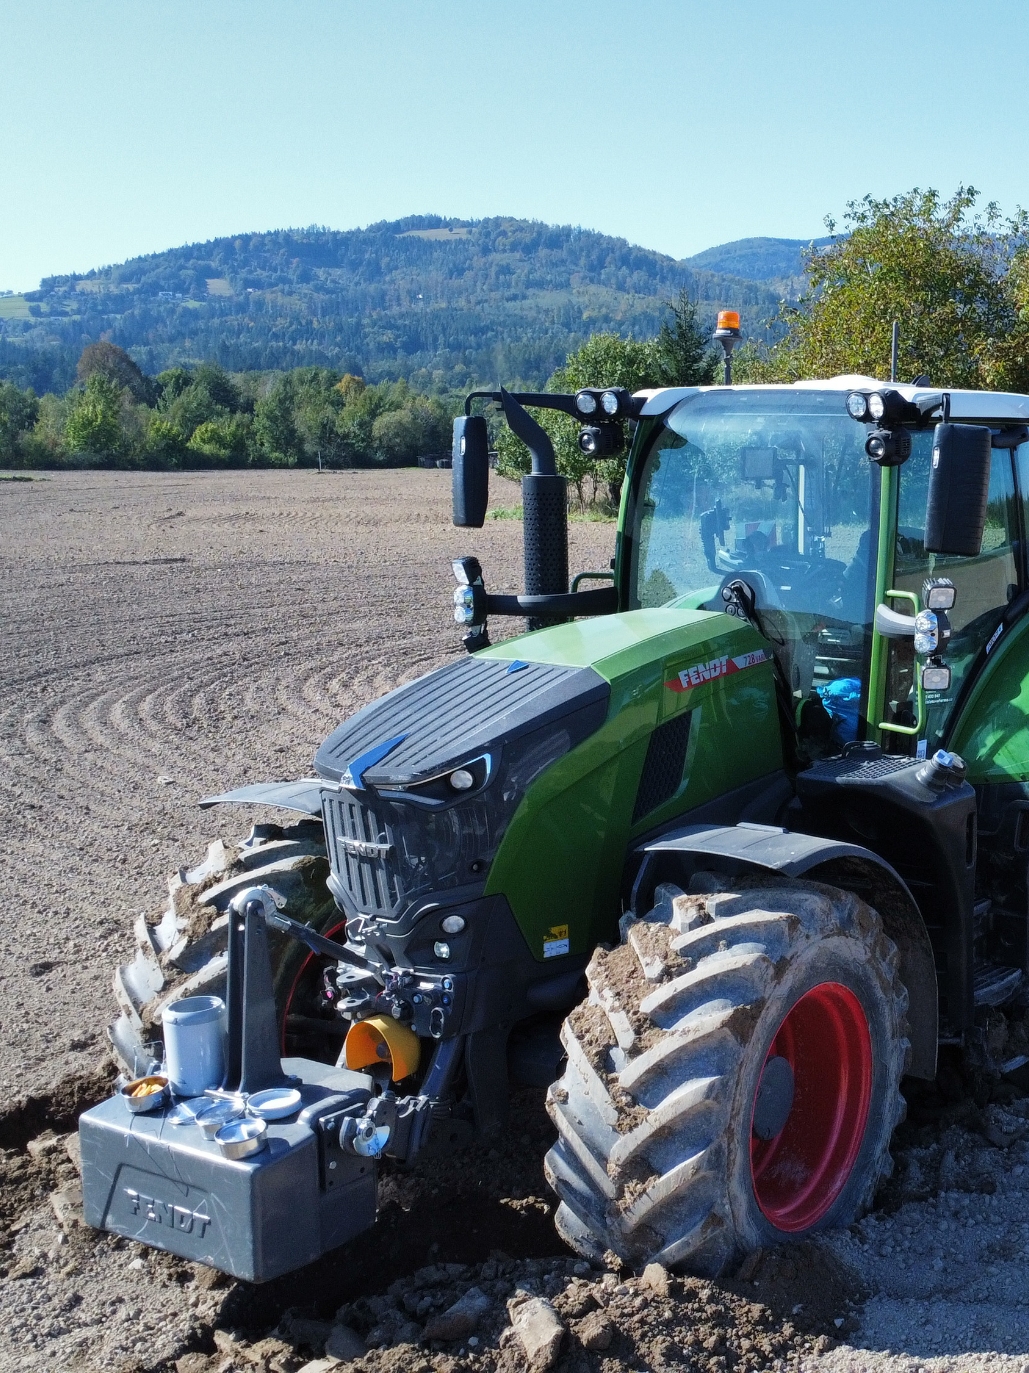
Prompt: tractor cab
<box><xmin>623</xmin><ymin>384</ymin><xmax>882</xmax><ymax>760</ymax></box>
<box><xmin>618</xmin><ymin>378</ymin><xmax>1029</xmax><ymax>769</ymax></box>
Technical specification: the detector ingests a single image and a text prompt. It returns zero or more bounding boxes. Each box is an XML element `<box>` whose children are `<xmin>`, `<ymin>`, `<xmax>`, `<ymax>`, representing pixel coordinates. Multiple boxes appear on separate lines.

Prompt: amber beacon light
<box><xmin>713</xmin><ymin>310</ymin><xmax>743</xmax><ymax>384</ymax></box>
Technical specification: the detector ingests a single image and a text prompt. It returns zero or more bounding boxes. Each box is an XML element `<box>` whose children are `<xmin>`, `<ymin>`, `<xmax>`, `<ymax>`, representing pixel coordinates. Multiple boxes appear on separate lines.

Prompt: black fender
<box><xmin>631</xmin><ymin>822</ymin><xmax>937</xmax><ymax>1080</ymax></box>
<box><xmin>199</xmin><ymin>780</ymin><xmax>324</xmax><ymax>816</ymax></box>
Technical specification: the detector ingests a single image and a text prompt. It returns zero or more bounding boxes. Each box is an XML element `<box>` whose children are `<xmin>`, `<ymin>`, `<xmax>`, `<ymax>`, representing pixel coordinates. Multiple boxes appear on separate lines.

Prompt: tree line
<box><xmin>0</xmin><ymin>342</ymin><xmax>456</xmax><ymax>470</ymax></box>
<box><xmin>0</xmin><ymin>291</ymin><xmax>717</xmax><ymax>474</ymax></box>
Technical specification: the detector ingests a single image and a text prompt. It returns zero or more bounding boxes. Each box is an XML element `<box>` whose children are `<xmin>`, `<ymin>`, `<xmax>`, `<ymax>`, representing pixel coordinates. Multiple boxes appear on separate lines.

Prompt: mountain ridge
<box><xmin>0</xmin><ymin>218</ymin><xmax>819</xmax><ymax>391</ymax></box>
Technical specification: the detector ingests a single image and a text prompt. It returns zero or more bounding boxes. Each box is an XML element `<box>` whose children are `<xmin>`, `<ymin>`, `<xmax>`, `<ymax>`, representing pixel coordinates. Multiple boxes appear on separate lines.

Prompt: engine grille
<box><xmin>323</xmin><ymin>793</ymin><xmax>402</xmax><ymax>918</ymax></box>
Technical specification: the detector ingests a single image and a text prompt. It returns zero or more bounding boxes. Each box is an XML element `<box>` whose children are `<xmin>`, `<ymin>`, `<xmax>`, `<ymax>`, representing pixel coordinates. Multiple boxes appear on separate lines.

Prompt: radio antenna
<box><xmin>890</xmin><ymin>320</ymin><xmax>899</xmax><ymax>384</ymax></box>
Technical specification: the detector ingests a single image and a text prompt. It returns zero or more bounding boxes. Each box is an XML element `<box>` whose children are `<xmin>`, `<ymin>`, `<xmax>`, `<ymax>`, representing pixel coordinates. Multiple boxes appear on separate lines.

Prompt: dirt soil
<box><xmin>4</xmin><ymin>469</ymin><xmax>1029</xmax><ymax>1372</ymax></box>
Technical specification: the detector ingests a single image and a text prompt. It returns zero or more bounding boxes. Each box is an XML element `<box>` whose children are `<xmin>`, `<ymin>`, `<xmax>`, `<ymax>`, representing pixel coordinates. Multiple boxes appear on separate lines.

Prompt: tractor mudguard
<box><xmin>631</xmin><ymin>822</ymin><xmax>937</xmax><ymax>1080</ymax></box>
<box><xmin>199</xmin><ymin>780</ymin><xmax>324</xmax><ymax>815</ymax></box>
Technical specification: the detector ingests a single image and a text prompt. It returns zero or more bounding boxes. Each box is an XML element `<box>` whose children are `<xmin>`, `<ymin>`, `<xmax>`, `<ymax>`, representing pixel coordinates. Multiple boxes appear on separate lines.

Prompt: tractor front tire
<box><xmin>545</xmin><ymin>876</ymin><xmax>910</xmax><ymax>1276</ymax></box>
<box><xmin>110</xmin><ymin>818</ymin><xmax>337</xmax><ymax>1078</ymax></box>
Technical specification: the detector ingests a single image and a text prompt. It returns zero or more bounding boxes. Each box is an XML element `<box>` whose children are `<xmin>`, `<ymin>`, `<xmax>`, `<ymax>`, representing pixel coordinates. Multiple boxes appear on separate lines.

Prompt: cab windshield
<box><xmin>628</xmin><ymin>388</ymin><xmax>881</xmax><ymax>750</ymax></box>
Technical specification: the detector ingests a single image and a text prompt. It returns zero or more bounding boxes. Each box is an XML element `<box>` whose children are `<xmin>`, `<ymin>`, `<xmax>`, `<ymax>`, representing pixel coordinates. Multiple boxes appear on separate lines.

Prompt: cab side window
<box><xmin>888</xmin><ymin>439</ymin><xmax>1021</xmax><ymax>746</ymax></box>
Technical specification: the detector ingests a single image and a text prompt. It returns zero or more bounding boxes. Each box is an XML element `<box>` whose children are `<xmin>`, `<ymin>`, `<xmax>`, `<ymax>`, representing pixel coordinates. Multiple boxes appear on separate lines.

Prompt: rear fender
<box><xmin>631</xmin><ymin>822</ymin><xmax>937</xmax><ymax>1080</ymax></box>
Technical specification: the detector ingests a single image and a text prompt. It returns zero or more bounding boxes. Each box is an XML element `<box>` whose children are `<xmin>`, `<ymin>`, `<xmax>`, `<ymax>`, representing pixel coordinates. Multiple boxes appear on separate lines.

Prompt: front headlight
<box><xmin>453</xmin><ymin>585</ymin><xmax>478</xmax><ymax>625</ymax></box>
<box><xmin>914</xmin><ymin>610</ymin><xmax>940</xmax><ymax>655</ymax></box>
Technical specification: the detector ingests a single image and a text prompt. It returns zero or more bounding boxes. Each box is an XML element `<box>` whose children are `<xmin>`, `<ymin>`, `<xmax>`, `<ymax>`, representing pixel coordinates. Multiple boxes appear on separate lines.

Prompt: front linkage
<box><xmin>80</xmin><ymin>884</ymin><xmax>460</xmax><ymax>1282</ymax></box>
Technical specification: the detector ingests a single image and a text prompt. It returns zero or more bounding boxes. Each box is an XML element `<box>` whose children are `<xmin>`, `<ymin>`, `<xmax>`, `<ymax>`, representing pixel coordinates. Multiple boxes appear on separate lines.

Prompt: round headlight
<box><xmin>914</xmin><ymin>610</ymin><xmax>940</xmax><ymax>655</ymax></box>
<box><xmin>575</xmin><ymin>391</ymin><xmax>597</xmax><ymax>415</ymax></box>
<box><xmin>452</xmin><ymin>587</ymin><xmax>475</xmax><ymax>625</ymax></box>
<box><xmin>867</xmin><ymin>392</ymin><xmax>886</xmax><ymax>422</ymax></box>
<box><xmin>433</xmin><ymin>941</ymin><xmax>451</xmax><ymax>961</ymax></box>
<box><xmin>846</xmin><ymin>392</ymin><xmax>869</xmax><ymax>421</ymax></box>
<box><xmin>600</xmin><ymin>390</ymin><xmax>620</xmax><ymax>416</ymax></box>
<box><xmin>449</xmin><ymin>768</ymin><xmax>474</xmax><ymax>790</ymax></box>
<box><xmin>865</xmin><ymin>433</ymin><xmax>887</xmax><ymax>462</ymax></box>
<box><xmin>441</xmin><ymin>914</ymin><xmax>466</xmax><ymax>934</ymax></box>
<box><xmin>578</xmin><ymin>429</ymin><xmax>599</xmax><ymax>456</ymax></box>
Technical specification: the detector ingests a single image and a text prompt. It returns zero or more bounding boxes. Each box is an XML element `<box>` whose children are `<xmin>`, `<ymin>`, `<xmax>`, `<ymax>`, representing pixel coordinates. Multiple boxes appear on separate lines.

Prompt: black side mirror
<box><xmin>925</xmin><ymin>423</ymin><xmax>992</xmax><ymax>557</ymax></box>
<box><xmin>452</xmin><ymin>416</ymin><xmax>489</xmax><ymax>527</ymax></box>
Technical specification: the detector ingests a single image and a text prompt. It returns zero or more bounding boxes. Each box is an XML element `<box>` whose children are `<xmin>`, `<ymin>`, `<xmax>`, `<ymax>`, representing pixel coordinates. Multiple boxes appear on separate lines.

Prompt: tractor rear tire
<box><xmin>110</xmin><ymin>817</ymin><xmax>337</xmax><ymax>1078</ymax></box>
<box><xmin>545</xmin><ymin>875</ymin><xmax>910</xmax><ymax>1276</ymax></box>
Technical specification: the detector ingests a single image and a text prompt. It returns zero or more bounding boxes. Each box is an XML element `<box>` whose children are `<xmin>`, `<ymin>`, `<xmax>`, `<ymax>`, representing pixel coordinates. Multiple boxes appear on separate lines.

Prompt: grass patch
<box><xmin>0</xmin><ymin>295</ymin><xmax>30</xmax><ymax>319</ymax></box>
<box><xmin>0</xmin><ymin>473</ymin><xmax>41</xmax><ymax>482</ymax></box>
<box><xmin>489</xmin><ymin>504</ymin><xmax>616</xmax><ymax>524</ymax></box>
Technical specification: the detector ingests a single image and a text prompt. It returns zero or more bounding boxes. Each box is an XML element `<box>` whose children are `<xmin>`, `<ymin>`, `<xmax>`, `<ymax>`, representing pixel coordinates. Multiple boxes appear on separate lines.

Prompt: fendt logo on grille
<box><xmin>338</xmin><ymin>835</ymin><xmax>394</xmax><ymax>860</ymax></box>
<box><xmin>665</xmin><ymin>649</ymin><xmax>768</xmax><ymax>694</ymax></box>
<box><xmin>124</xmin><ymin>1188</ymin><xmax>211</xmax><ymax>1236</ymax></box>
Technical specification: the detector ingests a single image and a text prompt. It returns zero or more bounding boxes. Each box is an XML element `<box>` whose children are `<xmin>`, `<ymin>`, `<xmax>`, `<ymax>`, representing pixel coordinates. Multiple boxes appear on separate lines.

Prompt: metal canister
<box><xmin>162</xmin><ymin>995</ymin><xmax>225</xmax><ymax>1097</ymax></box>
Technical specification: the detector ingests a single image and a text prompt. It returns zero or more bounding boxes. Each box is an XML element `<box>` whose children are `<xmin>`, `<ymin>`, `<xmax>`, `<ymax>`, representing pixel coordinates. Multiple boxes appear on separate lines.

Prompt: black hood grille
<box><xmin>322</xmin><ymin>793</ymin><xmax>401</xmax><ymax>917</ymax></box>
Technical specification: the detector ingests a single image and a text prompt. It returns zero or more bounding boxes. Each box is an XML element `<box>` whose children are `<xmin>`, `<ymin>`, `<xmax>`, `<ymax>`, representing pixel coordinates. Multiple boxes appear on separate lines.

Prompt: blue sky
<box><xmin>2</xmin><ymin>0</ymin><xmax>1028</xmax><ymax>291</ymax></box>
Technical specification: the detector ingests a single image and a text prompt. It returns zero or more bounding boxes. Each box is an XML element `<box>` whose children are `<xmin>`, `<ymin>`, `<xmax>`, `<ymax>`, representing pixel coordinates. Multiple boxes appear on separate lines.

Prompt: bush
<box><xmin>186</xmin><ymin>414</ymin><xmax>252</xmax><ymax>466</ymax></box>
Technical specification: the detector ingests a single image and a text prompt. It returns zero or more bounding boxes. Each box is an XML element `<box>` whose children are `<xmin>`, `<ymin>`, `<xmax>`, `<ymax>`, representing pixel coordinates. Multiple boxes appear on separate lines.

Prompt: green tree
<box><xmin>335</xmin><ymin>380</ymin><xmax>409</xmax><ymax>466</ymax></box>
<box><xmin>655</xmin><ymin>287</ymin><xmax>719</xmax><ymax>386</ymax></box>
<box><xmin>186</xmin><ymin>415</ymin><xmax>252</xmax><ymax>466</ymax></box>
<box><xmin>287</xmin><ymin>368</ymin><xmax>347</xmax><ymax>464</ymax></box>
<box><xmin>0</xmin><ymin>382</ymin><xmax>39</xmax><ymax>465</ymax></box>
<box><xmin>369</xmin><ymin>397</ymin><xmax>451</xmax><ymax>465</ymax></box>
<box><xmin>20</xmin><ymin>393</ymin><xmax>71</xmax><ymax>468</ymax></box>
<box><xmin>65</xmin><ymin>373</ymin><xmax>126</xmax><ymax>459</ymax></box>
<box><xmin>143</xmin><ymin>415</ymin><xmax>186</xmax><ymax>468</ymax></box>
<box><xmin>496</xmin><ymin>332</ymin><xmax>662</xmax><ymax>506</ymax></box>
<box><xmin>253</xmin><ymin>378</ymin><xmax>302</xmax><ymax>465</ymax></box>
<box><xmin>156</xmin><ymin>367</ymin><xmax>195</xmax><ymax>405</ymax></box>
<box><xmin>192</xmin><ymin>362</ymin><xmax>243</xmax><ymax>413</ymax></box>
<box><xmin>162</xmin><ymin>378</ymin><xmax>227</xmax><ymax>441</ymax></box>
<box><xmin>759</xmin><ymin>187</ymin><xmax>1029</xmax><ymax>387</ymax></box>
<box><xmin>983</xmin><ymin>249</ymin><xmax>1029</xmax><ymax>394</ymax></box>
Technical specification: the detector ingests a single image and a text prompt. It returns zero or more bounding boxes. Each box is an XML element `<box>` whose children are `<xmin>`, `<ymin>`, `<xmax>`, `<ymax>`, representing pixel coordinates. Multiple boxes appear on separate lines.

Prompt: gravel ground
<box><xmin>4</xmin><ymin>469</ymin><xmax>1029</xmax><ymax>1372</ymax></box>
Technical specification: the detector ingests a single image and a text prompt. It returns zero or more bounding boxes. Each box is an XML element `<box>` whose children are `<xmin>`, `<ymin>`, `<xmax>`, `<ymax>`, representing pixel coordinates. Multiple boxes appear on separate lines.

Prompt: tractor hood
<box><xmin>314</xmin><ymin>656</ymin><xmax>610</xmax><ymax>788</ymax></box>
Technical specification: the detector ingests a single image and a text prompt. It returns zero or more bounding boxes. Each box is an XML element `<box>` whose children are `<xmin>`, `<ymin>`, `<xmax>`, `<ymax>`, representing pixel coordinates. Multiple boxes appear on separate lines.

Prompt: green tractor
<box><xmin>82</xmin><ymin>367</ymin><xmax>1029</xmax><ymax>1283</ymax></box>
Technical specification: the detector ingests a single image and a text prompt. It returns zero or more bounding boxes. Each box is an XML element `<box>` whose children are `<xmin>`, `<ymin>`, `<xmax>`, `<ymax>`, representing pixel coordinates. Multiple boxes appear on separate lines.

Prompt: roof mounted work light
<box><xmin>578</xmin><ymin>424</ymin><xmax>624</xmax><ymax>458</ymax></box>
<box><xmin>574</xmin><ymin>387</ymin><xmax>633</xmax><ymax>420</ymax></box>
<box><xmin>845</xmin><ymin>389</ymin><xmax>922</xmax><ymax>427</ymax></box>
<box><xmin>865</xmin><ymin>428</ymin><xmax>912</xmax><ymax>467</ymax></box>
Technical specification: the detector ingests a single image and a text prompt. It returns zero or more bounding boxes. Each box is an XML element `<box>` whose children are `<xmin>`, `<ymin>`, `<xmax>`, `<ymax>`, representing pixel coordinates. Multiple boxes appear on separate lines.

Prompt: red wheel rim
<box><xmin>280</xmin><ymin>920</ymin><xmax>346</xmax><ymax>1055</ymax></box>
<box><xmin>750</xmin><ymin>982</ymin><xmax>872</xmax><ymax>1232</ymax></box>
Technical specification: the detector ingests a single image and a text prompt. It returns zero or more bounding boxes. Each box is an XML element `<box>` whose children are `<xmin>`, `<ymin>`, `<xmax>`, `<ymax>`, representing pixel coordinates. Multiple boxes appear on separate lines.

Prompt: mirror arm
<box><xmin>874</xmin><ymin>605</ymin><xmax>918</xmax><ymax>637</ymax></box>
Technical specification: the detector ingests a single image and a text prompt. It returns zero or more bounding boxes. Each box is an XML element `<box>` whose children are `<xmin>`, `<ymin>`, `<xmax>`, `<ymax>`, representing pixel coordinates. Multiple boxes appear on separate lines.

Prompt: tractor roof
<box><xmin>637</xmin><ymin>377</ymin><xmax>1029</xmax><ymax>423</ymax></box>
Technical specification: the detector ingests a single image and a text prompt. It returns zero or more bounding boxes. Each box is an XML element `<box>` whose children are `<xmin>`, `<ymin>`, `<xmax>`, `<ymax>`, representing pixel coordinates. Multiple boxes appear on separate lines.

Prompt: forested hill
<box><xmin>1</xmin><ymin>216</ymin><xmax>788</xmax><ymax>391</ymax></box>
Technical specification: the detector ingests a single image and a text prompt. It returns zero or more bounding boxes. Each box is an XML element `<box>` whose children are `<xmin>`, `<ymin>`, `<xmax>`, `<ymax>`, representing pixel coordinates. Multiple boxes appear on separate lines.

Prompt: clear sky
<box><xmin>2</xmin><ymin>0</ymin><xmax>1028</xmax><ymax>292</ymax></box>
